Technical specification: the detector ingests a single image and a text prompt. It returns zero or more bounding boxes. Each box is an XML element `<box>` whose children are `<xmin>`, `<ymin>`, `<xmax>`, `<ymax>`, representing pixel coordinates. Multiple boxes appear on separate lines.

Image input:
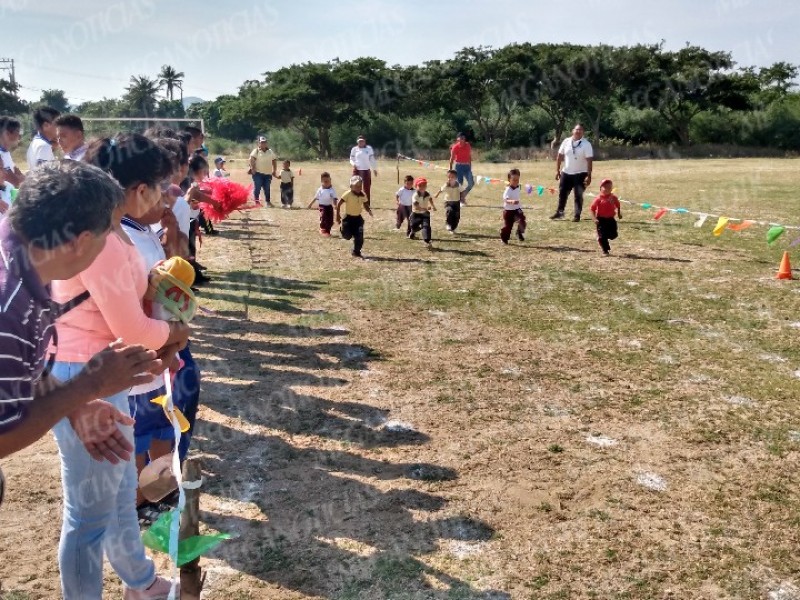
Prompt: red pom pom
<box><xmin>199</xmin><ymin>178</ymin><xmax>253</xmax><ymax>222</ymax></box>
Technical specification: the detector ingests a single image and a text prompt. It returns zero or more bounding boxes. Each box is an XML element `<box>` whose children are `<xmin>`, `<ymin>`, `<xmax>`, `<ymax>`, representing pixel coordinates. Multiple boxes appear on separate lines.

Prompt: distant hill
<box><xmin>182</xmin><ymin>96</ymin><xmax>205</xmax><ymax>109</ymax></box>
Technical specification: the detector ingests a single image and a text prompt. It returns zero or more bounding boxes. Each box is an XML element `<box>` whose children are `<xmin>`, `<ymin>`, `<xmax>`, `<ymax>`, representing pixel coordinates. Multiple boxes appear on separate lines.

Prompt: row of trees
<box><xmin>185</xmin><ymin>42</ymin><xmax>799</xmax><ymax>157</ymax></box>
<box><xmin>0</xmin><ymin>65</ymin><xmax>187</xmax><ymax>121</ymax></box>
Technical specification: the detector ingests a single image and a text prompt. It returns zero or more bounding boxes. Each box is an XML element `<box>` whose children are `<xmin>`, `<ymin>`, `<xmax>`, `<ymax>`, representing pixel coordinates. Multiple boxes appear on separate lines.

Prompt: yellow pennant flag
<box><xmin>713</xmin><ymin>217</ymin><xmax>729</xmax><ymax>236</ymax></box>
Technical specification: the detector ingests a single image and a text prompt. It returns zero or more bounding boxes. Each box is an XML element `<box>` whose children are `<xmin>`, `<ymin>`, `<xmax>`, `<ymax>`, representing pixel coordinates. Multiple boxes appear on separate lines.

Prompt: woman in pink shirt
<box><xmin>51</xmin><ymin>134</ymin><xmax>190</xmax><ymax>600</ymax></box>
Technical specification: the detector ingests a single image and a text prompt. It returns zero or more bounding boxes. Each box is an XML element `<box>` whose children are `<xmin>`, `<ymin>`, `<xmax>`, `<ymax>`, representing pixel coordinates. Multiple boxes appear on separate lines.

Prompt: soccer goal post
<box><xmin>77</xmin><ymin>117</ymin><xmax>206</xmax><ymax>137</ymax></box>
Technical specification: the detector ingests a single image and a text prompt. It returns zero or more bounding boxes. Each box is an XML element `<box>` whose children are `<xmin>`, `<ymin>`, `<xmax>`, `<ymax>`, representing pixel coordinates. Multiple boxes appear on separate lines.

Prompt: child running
<box><xmin>395</xmin><ymin>174</ymin><xmax>415</xmax><ymax>233</ymax></box>
<box><xmin>500</xmin><ymin>168</ymin><xmax>527</xmax><ymax>244</ymax></box>
<box><xmin>307</xmin><ymin>171</ymin><xmax>338</xmax><ymax>236</ymax></box>
<box><xmin>336</xmin><ymin>175</ymin><xmax>373</xmax><ymax>258</ymax></box>
<box><xmin>590</xmin><ymin>178</ymin><xmax>622</xmax><ymax>255</ymax></box>
<box><xmin>279</xmin><ymin>159</ymin><xmax>294</xmax><ymax>208</ymax></box>
<box><xmin>408</xmin><ymin>177</ymin><xmax>436</xmax><ymax>249</ymax></box>
<box><xmin>212</xmin><ymin>156</ymin><xmax>230</xmax><ymax>178</ymax></box>
<box><xmin>434</xmin><ymin>169</ymin><xmax>465</xmax><ymax>233</ymax></box>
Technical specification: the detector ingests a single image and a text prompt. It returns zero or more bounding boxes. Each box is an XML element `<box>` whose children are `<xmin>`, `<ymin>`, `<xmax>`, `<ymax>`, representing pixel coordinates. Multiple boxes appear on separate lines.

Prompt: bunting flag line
<box><xmin>395</xmin><ymin>153</ymin><xmax>800</xmax><ymax>245</ymax></box>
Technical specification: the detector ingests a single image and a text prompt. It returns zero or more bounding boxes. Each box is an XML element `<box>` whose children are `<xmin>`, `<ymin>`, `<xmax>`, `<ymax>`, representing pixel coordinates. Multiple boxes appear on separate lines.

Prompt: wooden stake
<box><xmin>180</xmin><ymin>458</ymin><xmax>203</xmax><ymax>599</ymax></box>
<box><xmin>396</xmin><ymin>155</ymin><xmax>400</xmax><ymax>185</ymax></box>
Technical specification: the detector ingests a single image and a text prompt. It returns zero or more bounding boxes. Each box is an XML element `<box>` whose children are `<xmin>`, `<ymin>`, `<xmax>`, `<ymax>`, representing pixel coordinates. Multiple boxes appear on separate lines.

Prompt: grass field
<box><xmin>2</xmin><ymin>157</ymin><xmax>800</xmax><ymax>600</ymax></box>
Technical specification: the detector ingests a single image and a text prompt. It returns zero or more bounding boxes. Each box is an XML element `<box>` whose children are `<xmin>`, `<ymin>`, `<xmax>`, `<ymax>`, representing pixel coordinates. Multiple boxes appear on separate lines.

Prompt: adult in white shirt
<box><xmin>0</xmin><ymin>116</ymin><xmax>25</xmax><ymax>186</ymax></box>
<box><xmin>552</xmin><ymin>123</ymin><xmax>593</xmax><ymax>222</ymax></box>
<box><xmin>26</xmin><ymin>106</ymin><xmax>60</xmax><ymax>170</ymax></box>
<box><xmin>56</xmin><ymin>114</ymin><xmax>87</xmax><ymax>161</ymax></box>
<box><xmin>349</xmin><ymin>135</ymin><xmax>377</xmax><ymax>202</ymax></box>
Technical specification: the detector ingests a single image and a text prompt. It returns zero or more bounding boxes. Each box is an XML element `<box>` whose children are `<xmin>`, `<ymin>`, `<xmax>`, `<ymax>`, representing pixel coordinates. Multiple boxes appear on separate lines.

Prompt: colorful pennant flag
<box><xmin>653</xmin><ymin>208</ymin><xmax>669</xmax><ymax>220</ymax></box>
<box><xmin>727</xmin><ymin>220</ymin><xmax>753</xmax><ymax>232</ymax></box>
<box><xmin>767</xmin><ymin>226</ymin><xmax>786</xmax><ymax>244</ymax></box>
<box><xmin>641</xmin><ymin>203</ymin><xmax>652</xmax><ymax>209</ymax></box>
<box><xmin>713</xmin><ymin>217</ymin><xmax>730</xmax><ymax>236</ymax></box>
<box><xmin>694</xmin><ymin>214</ymin><xmax>708</xmax><ymax>228</ymax></box>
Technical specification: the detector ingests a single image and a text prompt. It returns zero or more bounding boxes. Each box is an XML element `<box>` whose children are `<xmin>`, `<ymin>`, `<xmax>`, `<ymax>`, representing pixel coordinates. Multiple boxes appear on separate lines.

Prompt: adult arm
<box><xmin>448</xmin><ymin>145</ymin><xmax>455</xmax><ymax>170</ymax></box>
<box><xmin>248</xmin><ymin>149</ymin><xmax>257</xmax><ymax>172</ymax></box>
<box><xmin>271</xmin><ymin>156</ymin><xmax>277</xmax><ymax>177</ymax></box>
<box><xmin>369</xmin><ymin>147</ymin><xmax>377</xmax><ymax>176</ymax></box>
<box><xmin>555</xmin><ymin>152</ymin><xmax>564</xmax><ymax>180</ymax></box>
<box><xmin>349</xmin><ymin>146</ymin><xmax>357</xmax><ymax>167</ymax></box>
<box><xmin>0</xmin><ymin>341</ymin><xmax>161</xmax><ymax>460</ymax></box>
<box><xmin>584</xmin><ymin>158</ymin><xmax>593</xmax><ymax>187</ymax></box>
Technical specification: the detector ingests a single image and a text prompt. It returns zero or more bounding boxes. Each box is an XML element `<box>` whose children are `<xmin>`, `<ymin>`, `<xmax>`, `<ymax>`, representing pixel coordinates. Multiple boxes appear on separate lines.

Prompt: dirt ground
<box><xmin>2</xmin><ymin>159</ymin><xmax>800</xmax><ymax>600</ymax></box>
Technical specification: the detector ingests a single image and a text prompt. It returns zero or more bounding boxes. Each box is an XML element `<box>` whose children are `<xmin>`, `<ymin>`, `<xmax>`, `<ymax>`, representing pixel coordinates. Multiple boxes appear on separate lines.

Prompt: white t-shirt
<box><xmin>396</xmin><ymin>187</ymin><xmax>414</xmax><ymax>206</ymax></box>
<box><xmin>503</xmin><ymin>185</ymin><xmax>522</xmax><ymax>211</ymax></box>
<box><xmin>1</xmin><ymin>149</ymin><xmax>15</xmax><ymax>173</ymax></box>
<box><xmin>26</xmin><ymin>134</ymin><xmax>55</xmax><ymax>170</ymax></box>
<box><xmin>171</xmin><ymin>196</ymin><xmax>192</xmax><ymax>237</ymax></box>
<box><xmin>212</xmin><ymin>168</ymin><xmax>229</xmax><ymax>178</ymax></box>
<box><xmin>350</xmin><ymin>145</ymin><xmax>376</xmax><ymax>171</ymax></box>
<box><xmin>315</xmin><ymin>186</ymin><xmax>337</xmax><ymax>206</ymax></box>
<box><xmin>121</xmin><ymin>216</ymin><xmax>167</xmax><ymax>395</ymax></box>
<box><xmin>280</xmin><ymin>169</ymin><xmax>293</xmax><ymax>184</ymax></box>
<box><xmin>558</xmin><ymin>137</ymin><xmax>594</xmax><ymax>174</ymax></box>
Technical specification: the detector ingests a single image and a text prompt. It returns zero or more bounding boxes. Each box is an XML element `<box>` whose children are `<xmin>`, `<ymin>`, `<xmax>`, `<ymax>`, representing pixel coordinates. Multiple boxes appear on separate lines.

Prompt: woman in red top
<box><xmin>448</xmin><ymin>132</ymin><xmax>474</xmax><ymax>202</ymax></box>
<box><xmin>590</xmin><ymin>178</ymin><xmax>623</xmax><ymax>255</ymax></box>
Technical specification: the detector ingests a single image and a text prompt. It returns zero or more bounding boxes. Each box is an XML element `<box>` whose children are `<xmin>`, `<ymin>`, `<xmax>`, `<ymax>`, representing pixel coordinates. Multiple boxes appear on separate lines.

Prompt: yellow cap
<box><xmin>154</xmin><ymin>256</ymin><xmax>195</xmax><ymax>287</ymax></box>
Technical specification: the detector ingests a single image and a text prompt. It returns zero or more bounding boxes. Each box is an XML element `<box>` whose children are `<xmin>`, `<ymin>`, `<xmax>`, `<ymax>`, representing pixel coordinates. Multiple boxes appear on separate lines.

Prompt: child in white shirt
<box><xmin>212</xmin><ymin>156</ymin><xmax>230</xmax><ymax>178</ymax></box>
<box><xmin>501</xmin><ymin>168</ymin><xmax>526</xmax><ymax>244</ymax></box>
<box><xmin>395</xmin><ymin>175</ymin><xmax>415</xmax><ymax>234</ymax></box>
<box><xmin>307</xmin><ymin>172</ymin><xmax>338</xmax><ymax>236</ymax></box>
<box><xmin>279</xmin><ymin>159</ymin><xmax>294</xmax><ymax>208</ymax></box>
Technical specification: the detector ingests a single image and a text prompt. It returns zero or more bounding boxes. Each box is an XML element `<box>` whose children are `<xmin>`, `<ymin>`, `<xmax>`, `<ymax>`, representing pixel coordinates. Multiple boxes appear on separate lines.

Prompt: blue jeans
<box><xmin>51</xmin><ymin>362</ymin><xmax>155</xmax><ymax>599</ymax></box>
<box><xmin>455</xmin><ymin>163</ymin><xmax>474</xmax><ymax>196</ymax></box>
<box><xmin>252</xmin><ymin>172</ymin><xmax>272</xmax><ymax>203</ymax></box>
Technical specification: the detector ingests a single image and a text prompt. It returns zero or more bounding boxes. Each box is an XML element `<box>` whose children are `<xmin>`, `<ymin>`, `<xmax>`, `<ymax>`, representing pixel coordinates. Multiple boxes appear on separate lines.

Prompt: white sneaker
<box><xmin>123</xmin><ymin>576</ymin><xmax>179</xmax><ymax>600</ymax></box>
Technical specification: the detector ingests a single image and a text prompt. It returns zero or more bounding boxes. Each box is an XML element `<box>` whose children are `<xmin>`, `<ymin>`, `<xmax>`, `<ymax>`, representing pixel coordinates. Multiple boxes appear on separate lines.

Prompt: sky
<box><xmin>2</xmin><ymin>0</ymin><xmax>799</xmax><ymax>105</ymax></box>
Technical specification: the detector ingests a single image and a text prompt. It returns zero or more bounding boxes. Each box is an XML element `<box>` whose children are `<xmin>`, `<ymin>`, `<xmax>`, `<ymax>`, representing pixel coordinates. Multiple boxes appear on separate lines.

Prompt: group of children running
<box><xmin>305</xmin><ymin>167</ymin><xmax>623</xmax><ymax>256</ymax></box>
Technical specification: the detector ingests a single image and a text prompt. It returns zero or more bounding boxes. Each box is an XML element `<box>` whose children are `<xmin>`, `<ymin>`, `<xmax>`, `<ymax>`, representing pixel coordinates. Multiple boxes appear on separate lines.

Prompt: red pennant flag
<box><xmin>727</xmin><ymin>220</ymin><xmax>753</xmax><ymax>232</ymax></box>
<box><xmin>653</xmin><ymin>208</ymin><xmax>668</xmax><ymax>220</ymax></box>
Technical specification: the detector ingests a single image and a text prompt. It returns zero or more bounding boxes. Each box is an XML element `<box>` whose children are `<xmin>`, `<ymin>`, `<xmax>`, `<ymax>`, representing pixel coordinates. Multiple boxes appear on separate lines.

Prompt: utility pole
<box><xmin>0</xmin><ymin>59</ymin><xmax>16</xmax><ymax>92</ymax></box>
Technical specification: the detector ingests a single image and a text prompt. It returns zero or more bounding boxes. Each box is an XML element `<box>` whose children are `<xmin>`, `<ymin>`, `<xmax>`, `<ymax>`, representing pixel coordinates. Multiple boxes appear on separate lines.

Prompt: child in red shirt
<box><xmin>590</xmin><ymin>178</ymin><xmax>622</xmax><ymax>255</ymax></box>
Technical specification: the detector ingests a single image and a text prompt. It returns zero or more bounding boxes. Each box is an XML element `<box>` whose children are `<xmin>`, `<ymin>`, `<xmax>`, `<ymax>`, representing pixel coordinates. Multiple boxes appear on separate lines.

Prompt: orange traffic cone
<box><xmin>777</xmin><ymin>251</ymin><xmax>794</xmax><ymax>280</ymax></box>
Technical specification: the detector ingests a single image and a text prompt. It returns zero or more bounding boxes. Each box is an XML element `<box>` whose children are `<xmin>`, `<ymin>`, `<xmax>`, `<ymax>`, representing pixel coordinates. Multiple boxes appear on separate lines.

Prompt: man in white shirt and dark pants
<box><xmin>552</xmin><ymin>124</ymin><xmax>593</xmax><ymax>222</ymax></box>
<box><xmin>349</xmin><ymin>135</ymin><xmax>377</xmax><ymax>202</ymax></box>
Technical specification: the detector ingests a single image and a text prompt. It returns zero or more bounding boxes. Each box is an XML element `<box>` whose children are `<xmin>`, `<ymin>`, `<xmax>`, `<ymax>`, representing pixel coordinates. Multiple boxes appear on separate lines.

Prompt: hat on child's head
<box><xmin>257</xmin><ymin>135</ymin><xmax>267</xmax><ymax>143</ymax></box>
<box><xmin>349</xmin><ymin>175</ymin><xmax>363</xmax><ymax>186</ymax></box>
<box><xmin>356</xmin><ymin>135</ymin><xmax>366</xmax><ymax>142</ymax></box>
<box><xmin>215</xmin><ymin>156</ymin><xmax>225</xmax><ymax>165</ymax></box>
<box><xmin>600</xmin><ymin>178</ymin><xmax>613</xmax><ymax>187</ymax></box>
<box><xmin>414</xmin><ymin>177</ymin><xmax>428</xmax><ymax>187</ymax></box>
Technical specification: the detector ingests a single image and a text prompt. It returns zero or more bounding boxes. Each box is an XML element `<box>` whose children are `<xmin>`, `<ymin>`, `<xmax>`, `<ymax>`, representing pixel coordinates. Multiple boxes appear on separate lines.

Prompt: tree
<box><xmin>158</xmin><ymin>65</ymin><xmax>185</xmax><ymax>101</ymax></box>
<box><xmin>37</xmin><ymin>89</ymin><xmax>70</xmax><ymax>113</ymax></box>
<box><xmin>123</xmin><ymin>75</ymin><xmax>161</xmax><ymax>117</ymax></box>
<box><xmin>633</xmin><ymin>46</ymin><xmax>757</xmax><ymax>145</ymax></box>
<box><xmin>0</xmin><ymin>79</ymin><xmax>26</xmax><ymax>115</ymax></box>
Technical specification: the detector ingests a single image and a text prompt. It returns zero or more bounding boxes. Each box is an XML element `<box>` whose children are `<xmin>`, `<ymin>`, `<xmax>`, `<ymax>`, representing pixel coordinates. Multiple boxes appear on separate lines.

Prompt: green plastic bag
<box><xmin>142</xmin><ymin>511</ymin><xmax>231</xmax><ymax>567</ymax></box>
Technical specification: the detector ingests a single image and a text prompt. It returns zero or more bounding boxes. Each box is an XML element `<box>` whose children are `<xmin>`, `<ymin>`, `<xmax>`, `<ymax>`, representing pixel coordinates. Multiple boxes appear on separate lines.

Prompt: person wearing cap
<box><xmin>349</xmin><ymin>135</ymin><xmax>377</xmax><ymax>203</ymax></box>
<box><xmin>249</xmin><ymin>136</ymin><xmax>277</xmax><ymax>206</ymax></box>
<box><xmin>409</xmin><ymin>177</ymin><xmax>436</xmax><ymax>249</ymax></box>
<box><xmin>449</xmin><ymin>132</ymin><xmax>474</xmax><ymax>203</ymax></box>
<box><xmin>212</xmin><ymin>156</ymin><xmax>229</xmax><ymax>178</ymax></box>
<box><xmin>336</xmin><ymin>175</ymin><xmax>373</xmax><ymax>258</ymax></box>
<box><xmin>552</xmin><ymin>123</ymin><xmax>593</xmax><ymax>222</ymax></box>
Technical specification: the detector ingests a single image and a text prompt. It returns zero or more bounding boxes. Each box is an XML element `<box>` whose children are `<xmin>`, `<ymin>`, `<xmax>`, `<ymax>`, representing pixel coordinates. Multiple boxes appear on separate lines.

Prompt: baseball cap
<box><xmin>215</xmin><ymin>156</ymin><xmax>225</xmax><ymax>165</ymax></box>
<box><xmin>349</xmin><ymin>175</ymin><xmax>363</xmax><ymax>186</ymax></box>
<box><xmin>600</xmin><ymin>178</ymin><xmax>613</xmax><ymax>187</ymax></box>
<box><xmin>356</xmin><ymin>135</ymin><xmax>366</xmax><ymax>141</ymax></box>
<box><xmin>257</xmin><ymin>135</ymin><xmax>267</xmax><ymax>142</ymax></box>
<box><xmin>414</xmin><ymin>177</ymin><xmax>428</xmax><ymax>187</ymax></box>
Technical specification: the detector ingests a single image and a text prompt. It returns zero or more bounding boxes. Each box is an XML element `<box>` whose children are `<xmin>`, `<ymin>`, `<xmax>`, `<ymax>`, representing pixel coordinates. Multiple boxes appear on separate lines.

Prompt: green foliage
<box><xmin>123</xmin><ymin>75</ymin><xmax>161</xmax><ymax>117</ymax></box>
<box><xmin>36</xmin><ymin>89</ymin><xmax>70</xmax><ymax>113</ymax></box>
<box><xmin>0</xmin><ymin>78</ymin><xmax>27</xmax><ymax>114</ymax></box>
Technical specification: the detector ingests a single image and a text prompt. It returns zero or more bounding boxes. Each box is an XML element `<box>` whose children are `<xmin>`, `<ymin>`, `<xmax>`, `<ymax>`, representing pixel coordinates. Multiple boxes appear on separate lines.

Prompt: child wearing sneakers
<box><xmin>279</xmin><ymin>159</ymin><xmax>294</xmax><ymax>208</ymax></box>
<box><xmin>308</xmin><ymin>171</ymin><xmax>338</xmax><ymax>236</ymax></box>
<box><xmin>336</xmin><ymin>175</ymin><xmax>373</xmax><ymax>258</ymax></box>
<box><xmin>408</xmin><ymin>177</ymin><xmax>436</xmax><ymax>249</ymax></box>
<box><xmin>500</xmin><ymin>168</ymin><xmax>527</xmax><ymax>244</ymax></box>
<box><xmin>434</xmin><ymin>169</ymin><xmax>465</xmax><ymax>233</ymax></box>
<box><xmin>396</xmin><ymin>175</ymin><xmax>415</xmax><ymax>233</ymax></box>
<box><xmin>590</xmin><ymin>178</ymin><xmax>622</xmax><ymax>255</ymax></box>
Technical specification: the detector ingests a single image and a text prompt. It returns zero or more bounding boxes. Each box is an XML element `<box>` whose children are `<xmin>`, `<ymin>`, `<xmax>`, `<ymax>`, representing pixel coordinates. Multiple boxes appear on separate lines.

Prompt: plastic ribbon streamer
<box><xmin>142</xmin><ymin>511</ymin><xmax>231</xmax><ymax>567</ymax></box>
<box><xmin>653</xmin><ymin>208</ymin><xmax>668</xmax><ymax>220</ymax></box>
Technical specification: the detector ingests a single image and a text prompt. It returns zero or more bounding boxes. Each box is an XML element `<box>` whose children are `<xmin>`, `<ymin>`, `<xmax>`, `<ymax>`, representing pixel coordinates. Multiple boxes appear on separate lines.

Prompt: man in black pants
<box><xmin>551</xmin><ymin>124</ymin><xmax>594</xmax><ymax>222</ymax></box>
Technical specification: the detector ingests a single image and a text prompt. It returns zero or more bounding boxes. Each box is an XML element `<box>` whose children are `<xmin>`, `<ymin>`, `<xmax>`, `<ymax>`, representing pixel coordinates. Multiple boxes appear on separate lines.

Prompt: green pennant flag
<box><xmin>767</xmin><ymin>226</ymin><xmax>786</xmax><ymax>245</ymax></box>
<box><xmin>142</xmin><ymin>511</ymin><xmax>231</xmax><ymax>567</ymax></box>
